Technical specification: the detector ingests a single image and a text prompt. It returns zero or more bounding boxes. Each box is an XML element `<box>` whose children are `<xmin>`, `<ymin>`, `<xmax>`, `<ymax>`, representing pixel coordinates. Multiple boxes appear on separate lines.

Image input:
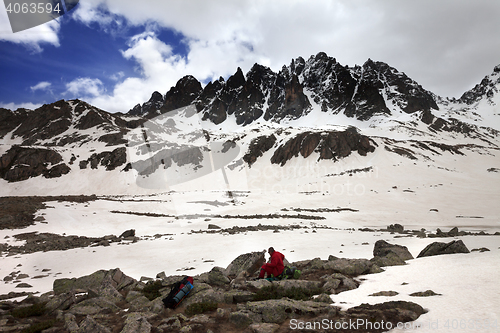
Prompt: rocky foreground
<box><xmin>0</xmin><ymin>237</ymin><xmax>476</xmax><ymax>333</ymax></box>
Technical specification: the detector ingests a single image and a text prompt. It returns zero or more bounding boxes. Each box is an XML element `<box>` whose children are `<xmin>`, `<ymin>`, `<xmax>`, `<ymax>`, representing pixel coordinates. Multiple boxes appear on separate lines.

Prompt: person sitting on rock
<box><xmin>258</xmin><ymin>247</ymin><xmax>285</xmax><ymax>279</ymax></box>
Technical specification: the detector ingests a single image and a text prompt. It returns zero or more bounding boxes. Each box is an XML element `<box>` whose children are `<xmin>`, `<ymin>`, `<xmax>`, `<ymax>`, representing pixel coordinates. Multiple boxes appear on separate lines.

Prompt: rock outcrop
<box><xmin>0</xmin><ymin>146</ymin><xmax>69</xmax><ymax>182</ymax></box>
<box><xmin>0</xmin><ymin>251</ymin><xmax>427</xmax><ymax>332</ymax></box>
<box><xmin>417</xmin><ymin>240</ymin><xmax>470</xmax><ymax>258</ymax></box>
<box><xmin>270</xmin><ymin>128</ymin><xmax>375</xmax><ymax>166</ymax></box>
<box><xmin>371</xmin><ymin>240</ymin><xmax>414</xmax><ymax>267</ymax></box>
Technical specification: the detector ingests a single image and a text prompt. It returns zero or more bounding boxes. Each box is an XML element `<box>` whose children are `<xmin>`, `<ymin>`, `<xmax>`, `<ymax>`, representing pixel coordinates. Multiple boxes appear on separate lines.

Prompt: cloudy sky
<box><xmin>1</xmin><ymin>0</ymin><xmax>499</xmax><ymax>113</ymax></box>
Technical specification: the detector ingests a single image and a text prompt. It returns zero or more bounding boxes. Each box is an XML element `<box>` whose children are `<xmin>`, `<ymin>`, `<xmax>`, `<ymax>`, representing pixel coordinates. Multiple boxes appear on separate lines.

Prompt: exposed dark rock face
<box><xmin>130</xmin><ymin>76</ymin><xmax>204</xmax><ymax>118</ymax></box>
<box><xmin>1</xmin><ymin>99</ymin><xmax>132</xmax><ymax>147</ymax></box>
<box><xmin>417</xmin><ymin>240</ymin><xmax>470</xmax><ymax>258</ymax></box>
<box><xmin>130</xmin><ymin>91</ymin><xmax>164</xmax><ymax>117</ymax></box>
<box><xmin>243</xmin><ymin>134</ymin><xmax>277</xmax><ymax>166</ymax></box>
<box><xmin>270</xmin><ymin>128</ymin><xmax>375</xmax><ymax>166</ymax></box>
<box><xmin>0</xmin><ymin>146</ymin><xmax>69</xmax><ymax>182</ymax></box>
<box><xmin>163</xmin><ymin>75</ymin><xmax>203</xmax><ymax>113</ymax></box>
<box><xmin>459</xmin><ymin>64</ymin><xmax>500</xmax><ymax>105</ymax></box>
<box><xmin>79</xmin><ymin>147</ymin><xmax>127</xmax><ymax>171</ymax></box>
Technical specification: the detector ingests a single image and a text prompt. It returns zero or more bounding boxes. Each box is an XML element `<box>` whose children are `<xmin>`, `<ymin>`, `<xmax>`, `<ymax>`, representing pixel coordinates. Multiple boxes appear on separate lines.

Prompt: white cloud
<box><xmin>65</xmin><ymin>78</ymin><xmax>105</xmax><ymax>97</ymax></box>
<box><xmin>0</xmin><ymin>101</ymin><xmax>42</xmax><ymax>110</ymax></box>
<box><xmin>0</xmin><ymin>7</ymin><xmax>60</xmax><ymax>52</ymax></box>
<box><xmin>30</xmin><ymin>81</ymin><xmax>52</xmax><ymax>92</ymax></box>
<box><xmin>68</xmin><ymin>0</ymin><xmax>500</xmax><ymax>113</ymax></box>
<box><xmin>110</xmin><ymin>71</ymin><xmax>125</xmax><ymax>81</ymax></box>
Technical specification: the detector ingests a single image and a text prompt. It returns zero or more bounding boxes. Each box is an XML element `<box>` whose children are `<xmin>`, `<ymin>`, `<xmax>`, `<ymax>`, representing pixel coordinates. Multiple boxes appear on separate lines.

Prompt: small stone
<box><xmin>369</xmin><ymin>290</ymin><xmax>399</xmax><ymax>297</ymax></box>
<box><xmin>16</xmin><ymin>283</ymin><xmax>33</xmax><ymax>288</ymax></box>
<box><xmin>410</xmin><ymin>290</ymin><xmax>442</xmax><ymax>297</ymax></box>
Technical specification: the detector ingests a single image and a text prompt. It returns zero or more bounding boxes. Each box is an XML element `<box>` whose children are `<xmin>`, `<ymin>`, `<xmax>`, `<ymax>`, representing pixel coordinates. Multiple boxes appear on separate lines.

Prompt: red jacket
<box><xmin>265</xmin><ymin>251</ymin><xmax>285</xmax><ymax>277</ymax></box>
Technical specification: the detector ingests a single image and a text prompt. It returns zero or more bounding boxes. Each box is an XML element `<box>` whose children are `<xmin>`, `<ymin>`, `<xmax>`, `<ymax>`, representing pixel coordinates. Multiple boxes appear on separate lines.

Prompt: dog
<box><xmin>230</xmin><ymin>270</ymin><xmax>249</xmax><ymax>289</ymax></box>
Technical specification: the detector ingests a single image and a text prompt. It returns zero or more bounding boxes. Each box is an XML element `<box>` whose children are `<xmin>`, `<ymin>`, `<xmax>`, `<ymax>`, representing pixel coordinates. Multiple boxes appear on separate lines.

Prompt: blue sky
<box><xmin>1</xmin><ymin>0</ymin><xmax>500</xmax><ymax>113</ymax></box>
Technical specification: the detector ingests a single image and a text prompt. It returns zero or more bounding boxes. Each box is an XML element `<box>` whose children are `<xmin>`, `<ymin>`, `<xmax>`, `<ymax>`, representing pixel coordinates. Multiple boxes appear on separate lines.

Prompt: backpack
<box><xmin>280</xmin><ymin>266</ymin><xmax>301</xmax><ymax>280</ymax></box>
<box><xmin>162</xmin><ymin>276</ymin><xmax>194</xmax><ymax>309</ymax></box>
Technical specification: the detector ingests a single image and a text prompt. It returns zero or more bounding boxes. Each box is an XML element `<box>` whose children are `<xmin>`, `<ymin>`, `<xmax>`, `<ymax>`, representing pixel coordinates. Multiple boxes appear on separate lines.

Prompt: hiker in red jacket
<box><xmin>259</xmin><ymin>247</ymin><xmax>285</xmax><ymax>279</ymax></box>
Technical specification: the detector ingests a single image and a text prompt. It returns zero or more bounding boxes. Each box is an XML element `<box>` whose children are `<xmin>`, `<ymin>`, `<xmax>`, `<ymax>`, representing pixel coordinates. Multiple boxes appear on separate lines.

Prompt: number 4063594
<box><xmin>5</xmin><ymin>2</ymin><xmax>62</xmax><ymax>14</ymax></box>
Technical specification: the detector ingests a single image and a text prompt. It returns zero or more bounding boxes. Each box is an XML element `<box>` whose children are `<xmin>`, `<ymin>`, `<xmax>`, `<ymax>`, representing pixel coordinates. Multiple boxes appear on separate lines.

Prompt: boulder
<box><xmin>225</xmin><ymin>251</ymin><xmax>266</xmax><ymax>277</ymax></box>
<box><xmin>181</xmin><ymin>287</ymin><xmax>225</xmax><ymax>307</ymax></box>
<box><xmin>369</xmin><ymin>291</ymin><xmax>399</xmax><ymax>297</ymax></box>
<box><xmin>248</xmin><ymin>323</ymin><xmax>280</xmax><ymax>333</ymax></box>
<box><xmin>120</xmin><ymin>229</ymin><xmax>136</xmax><ymax>238</ymax></box>
<box><xmin>346</xmin><ymin>301</ymin><xmax>426</xmax><ymax>325</ymax></box>
<box><xmin>387</xmin><ymin>224</ymin><xmax>404</xmax><ymax>233</ymax></box>
<box><xmin>313</xmin><ymin>293</ymin><xmax>333</xmax><ymax>303</ymax></box>
<box><xmin>417</xmin><ymin>240</ymin><xmax>470</xmax><ymax>258</ymax></box>
<box><xmin>239</xmin><ymin>298</ymin><xmax>335</xmax><ymax>324</ymax></box>
<box><xmin>223</xmin><ymin>290</ymin><xmax>255</xmax><ymax>303</ymax></box>
<box><xmin>207</xmin><ymin>267</ymin><xmax>230</xmax><ymax>286</ymax></box>
<box><xmin>274</xmin><ymin>279</ymin><xmax>322</xmax><ymax>291</ymax></box>
<box><xmin>323</xmin><ymin>258</ymin><xmax>373</xmax><ymax>275</ymax></box>
<box><xmin>77</xmin><ymin>315</ymin><xmax>111</xmax><ymax>333</ymax></box>
<box><xmin>371</xmin><ymin>252</ymin><xmax>406</xmax><ymax>267</ymax></box>
<box><xmin>53</xmin><ymin>268</ymin><xmax>136</xmax><ymax>296</ymax></box>
<box><xmin>229</xmin><ymin>310</ymin><xmax>262</xmax><ymax>328</ymax></box>
<box><xmin>121</xmin><ymin>313</ymin><xmax>152</xmax><ymax>333</ymax></box>
<box><xmin>373</xmin><ymin>240</ymin><xmax>414</xmax><ymax>261</ymax></box>
<box><xmin>409</xmin><ymin>290</ymin><xmax>442</xmax><ymax>297</ymax></box>
<box><xmin>246</xmin><ymin>279</ymin><xmax>272</xmax><ymax>289</ymax></box>
<box><xmin>46</xmin><ymin>291</ymin><xmax>78</xmax><ymax>312</ymax></box>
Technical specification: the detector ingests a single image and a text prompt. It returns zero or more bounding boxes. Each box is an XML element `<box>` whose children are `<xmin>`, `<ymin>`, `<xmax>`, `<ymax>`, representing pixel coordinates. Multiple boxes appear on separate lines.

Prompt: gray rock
<box><xmin>346</xmin><ymin>301</ymin><xmax>426</xmax><ymax>324</ymax></box>
<box><xmin>241</xmin><ymin>298</ymin><xmax>334</xmax><ymax>324</ymax></box>
<box><xmin>417</xmin><ymin>240</ymin><xmax>470</xmax><ymax>258</ymax></box>
<box><xmin>369</xmin><ymin>291</ymin><xmax>399</xmax><ymax>296</ymax></box>
<box><xmin>53</xmin><ymin>268</ymin><xmax>135</xmax><ymax>300</ymax></box>
<box><xmin>120</xmin><ymin>313</ymin><xmax>152</xmax><ymax>333</ymax></box>
<box><xmin>225</xmin><ymin>251</ymin><xmax>266</xmax><ymax>277</ymax></box>
<box><xmin>127</xmin><ymin>294</ymin><xmax>151</xmax><ymax>312</ymax></box>
<box><xmin>409</xmin><ymin>290</ymin><xmax>442</xmax><ymax>297</ymax></box>
<box><xmin>274</xmin><ymin>279</ymin><xmax>322</xmax><ymax>291</ymax></box>
<box><xmin>322</xmin><ymin>277</ymin><xmax>341</xmax><ymax>293</ymax></box>
<box><xmin>388</xmin><ymin>224</ymin><xmax>404</xmax><ymax>233</ymax></box>
<box><xmin>313</xmin><ymin>293</ymin><xmax>333</xmax><ymax>303</ymax></box>
<box><xmin>371</xmin><ymin>252</ymin><xmax>407</xmax><ymax>267</ymax></box>
<box><xmin>373</xmin><ymin>240</ymin><xmax>414</xmax><ymax>261</ymax></box>
<box><xmin>69</xmin><ymin>297</ymin><xmax>120</xmax><ymax>315</ymax></box>
<box><xmin>157</xmin><ymin>317</ymin><xmax>182</xmax><ymax>330</ymax></box>
<box><xmin>64</xmin><ymin>313</ymin><xmax>79</xmax><ymax>332</ymax></box>
<box><xmin>46</xmin><ymin>291</ymin><xmax>77</xmax><ymax>312</ymax></box>
<box><xmin>369</xmin><ymin>263</ymin><xmax>384</xmax><ymax>273</ymax></box>
<box><xmin>229</xmin><ymin>310</ymin><xmax>262</xmax><ymax>328</ymax></box>
<box><xmin>181</xmin><ymin>287</ymin><xmax>225</xmax><ymax>307</ymax></box>
<box><xmin>120</xmin><ymin>229</ymin><xmax>136</xmax><ymax>238</ymax></box>
<box><xmin>471</xmin><ymin>247</ymin><xmax>490</xmax><ymax>252</ymax></box>
<box><xmin>223</xmin><ymin>290</ymin><xmax>255</xmax><ymax>303</ymax></box>
<box><xmin>323</xmin><ymin>258</ymin><xmax>372</xmax><ymax>275</ymax></box>
<box><xmin>249</xmin><ymin>323</ymin><xmax>280</xmax><ymax>333</ymax></box>
<box><xmin>207</xmin><ymin>266</ymin><xmax>230</xmax><ymax>286</ymax></box>
<box><xmin>77</xmin><ymin>315</ymin><xmax>111</xmax><ymax>333</ymax></box>
<box><xmin>246</xmin><ymin>279</ymin><xmax>272</xmax><ymax>289</ymax></box>
<box><xmin>189</xmin><ymin>314</ymin><xmax>213</xmax><ymax>324</ymax></box>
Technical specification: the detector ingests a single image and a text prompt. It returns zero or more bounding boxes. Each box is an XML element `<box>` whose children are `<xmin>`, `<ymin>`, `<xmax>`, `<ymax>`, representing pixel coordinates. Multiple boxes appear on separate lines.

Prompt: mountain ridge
<box><xmin>0</xmin><ymin>52</ymin><xmax>499</xmax><ymax>191</ymax></box>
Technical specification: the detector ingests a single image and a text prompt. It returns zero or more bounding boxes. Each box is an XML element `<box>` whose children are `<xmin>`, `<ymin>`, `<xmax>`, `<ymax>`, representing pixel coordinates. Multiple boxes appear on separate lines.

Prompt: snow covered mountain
<box><xmin>0</xmin><ymin>52</ymin><xmax>499</xmax><ymax>196</ymax></box>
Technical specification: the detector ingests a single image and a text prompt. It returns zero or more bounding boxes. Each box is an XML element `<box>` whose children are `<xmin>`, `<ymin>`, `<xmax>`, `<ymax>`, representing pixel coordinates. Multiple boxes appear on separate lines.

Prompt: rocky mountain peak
<box><xmin>459</xmin><ymin>64</ymin><xmax>500</xmax><ymax>105</ymax></box>
<box><xmin>129</xmin><ymin>52</ymin><xmax>443</xmax><ymax>125</ymax></box>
